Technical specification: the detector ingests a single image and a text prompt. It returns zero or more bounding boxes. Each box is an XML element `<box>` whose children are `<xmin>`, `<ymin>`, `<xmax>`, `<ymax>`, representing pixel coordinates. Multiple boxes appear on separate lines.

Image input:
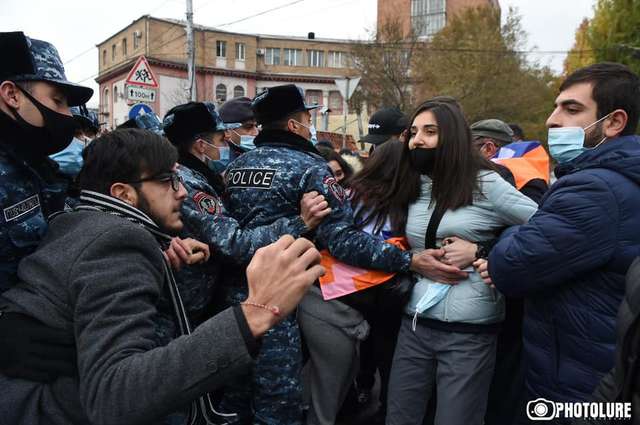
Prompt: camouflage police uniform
<box><xmin>218</xmin><ymin>129</ymin><xmax>412</xmax><ymax>425</ymax></box>
<box><xmin>153</xmin><ymin>156</ymin><xmax>309</xmax><ymax>345</ymax></box>
<box><xmin>0</xmin><ymin>33</ymin><xmax>92</xmax><ymax>294</ymax></box>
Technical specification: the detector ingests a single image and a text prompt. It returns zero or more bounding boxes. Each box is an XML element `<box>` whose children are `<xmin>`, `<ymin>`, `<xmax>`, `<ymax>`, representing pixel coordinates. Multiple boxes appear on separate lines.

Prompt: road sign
<box><xmin>125</xmin><ymin>56</ymin><xmax>159</xmax><ymax>88</ymax></box>
<box><xmin>129</xmin><ymin>103</ymin><xmax>154</xmax><ymax>121</ymax></box>
<box><xmin>126</xmin><ymin>85</ymin><xmax>157</xmax><ymax>103</ymax></box>
<box><xmin>334</xmin><ymin>77</ymin><xmax>361</xmax><ymax>101</ymax></box>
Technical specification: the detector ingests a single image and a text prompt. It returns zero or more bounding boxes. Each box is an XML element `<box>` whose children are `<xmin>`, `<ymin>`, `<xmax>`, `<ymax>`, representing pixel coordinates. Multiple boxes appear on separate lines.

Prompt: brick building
<box><xmin>96</xmin><ymin>15</ymin><xmax>360</xmax><ymax>130</ymax></box>
<box><xmin>378</xmin><ymin>0</ymin><xmax>500</xmax><ymax>37</ymax></box>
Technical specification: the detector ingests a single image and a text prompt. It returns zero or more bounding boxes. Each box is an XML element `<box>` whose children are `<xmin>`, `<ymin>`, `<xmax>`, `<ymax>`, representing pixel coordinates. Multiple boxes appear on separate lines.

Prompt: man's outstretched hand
<box><xmin>243</xmin><ymin>235</ymin><xmax>325</xmax><ymax>337</ymax></box>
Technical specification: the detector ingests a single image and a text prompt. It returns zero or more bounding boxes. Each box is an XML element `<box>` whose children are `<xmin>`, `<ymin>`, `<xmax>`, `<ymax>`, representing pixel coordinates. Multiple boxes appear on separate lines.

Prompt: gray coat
<box><xmin>0</xmin><ymin>210</ymin><xmax>253</xmax><ymax>425</ymax></box>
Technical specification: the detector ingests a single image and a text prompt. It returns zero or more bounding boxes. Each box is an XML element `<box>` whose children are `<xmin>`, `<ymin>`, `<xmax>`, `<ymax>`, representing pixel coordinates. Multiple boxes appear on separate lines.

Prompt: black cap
<box><xmin>251</xmin><ymin>84</ymin><xmax>320</xmax><ymax>124</ymax></box>
<box><xmin>219</xmin><ymin>96</ymin><xmax>254</xmax><ymax>124</ymax></box>
<box><xmin>361</xmin><ymin>107</ymin><xmax>409</xmax><ymax>145</ymax></box>
<box><xmin>163</xmin><ymin>102</ymin><xmax>240</xmax><ymax>146</ymax></box>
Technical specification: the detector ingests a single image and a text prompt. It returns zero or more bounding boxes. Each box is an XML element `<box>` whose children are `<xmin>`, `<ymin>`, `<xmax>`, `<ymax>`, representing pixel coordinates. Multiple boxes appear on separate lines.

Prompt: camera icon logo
<box><xmin>527</xmin><ymin>398</ymin><xmax>557</xmax><ymax>421</ymax></box>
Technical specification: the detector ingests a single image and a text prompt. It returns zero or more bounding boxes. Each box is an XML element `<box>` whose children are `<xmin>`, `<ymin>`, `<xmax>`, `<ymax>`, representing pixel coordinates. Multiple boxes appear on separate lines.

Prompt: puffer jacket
<box><xmin>489</xmin><ymin>135</ymin><xmax>640</xmax><ymax>403</ymax></box>
<box><xmin>405</xmin><ymin>171</ymin><xmax>538</xmax><ymax>325</ymax></box>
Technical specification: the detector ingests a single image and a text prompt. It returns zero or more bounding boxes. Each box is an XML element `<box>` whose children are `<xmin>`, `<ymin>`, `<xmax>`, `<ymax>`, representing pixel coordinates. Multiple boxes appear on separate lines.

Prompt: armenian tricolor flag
<box><xmin>319</xmin><ymin>237</ymin><xmax>409</xmax><ymax>301</ymax></box>
<box><xmin>493</xmin><ymin>141</ymin><xmax>550</xmax><ymax>189</ymax></box>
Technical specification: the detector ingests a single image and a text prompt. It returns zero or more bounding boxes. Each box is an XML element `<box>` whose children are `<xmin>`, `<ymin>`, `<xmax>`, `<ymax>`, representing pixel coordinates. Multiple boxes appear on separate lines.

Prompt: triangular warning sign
<box><xmin>125</xmin><ymin>56</ymin><xmax>159</xmax><ymax>88</ymax></box>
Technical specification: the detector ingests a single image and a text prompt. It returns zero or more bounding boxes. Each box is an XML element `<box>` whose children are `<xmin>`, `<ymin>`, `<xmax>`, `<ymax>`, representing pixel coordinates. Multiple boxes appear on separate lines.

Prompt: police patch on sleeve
<box><xmin>323</xmin><ymin>175</ymin><xmax>345</xmax><ymax>203</ymax></box>
<box><xmin>3</xmin><ymin>194</ymin><xmax>40</xmax><ymax>223</ymax></box>
<box><xmin>193</xmin><ymin>192</ymin><xmax>222</xmax><ymax>215</ymax></box>
<box><xmin>226</xmin><ymin>168</ymin><xmax>276</xmax><ymax>190</ymax></box>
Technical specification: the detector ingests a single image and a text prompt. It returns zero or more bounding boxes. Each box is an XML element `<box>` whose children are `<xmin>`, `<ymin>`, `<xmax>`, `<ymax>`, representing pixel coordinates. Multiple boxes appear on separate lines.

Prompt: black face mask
<box><xmin>409</xmin><ymin>147</ymin><xmax>437</xmax><ymax>175</ymax></box>
<box><xmin>9</xmin><ymin>84</ymin><xmax>78</xmax><ymax>157</ymax></box>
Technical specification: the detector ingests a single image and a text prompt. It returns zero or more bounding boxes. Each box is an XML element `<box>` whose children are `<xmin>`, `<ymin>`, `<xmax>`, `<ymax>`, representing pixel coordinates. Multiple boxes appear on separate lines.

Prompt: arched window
<box><xmin>216</xmin><ymin>84</ymin><xmax>227</xmax><ymax>102</ymax></box>
<box><xmin>233</xmin><ymin>85</ymin><xmax>245</xmax><ymax>98</ymax></box>
<box><xmin>113</xmin><ymin>85</ymin><xmax>119</xmax><ymax>104</ymax></box>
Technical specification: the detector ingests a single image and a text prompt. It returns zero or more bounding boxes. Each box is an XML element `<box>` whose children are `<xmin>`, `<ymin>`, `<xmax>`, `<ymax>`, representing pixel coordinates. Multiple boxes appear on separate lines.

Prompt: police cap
<box><xmin>251</xmin><ymin>84</ymin><xmax>320</xmax><ymax>125</ymax></box>
<box><xmin>163</xmin><ymin>101</ymin><xmax>240</xmax><ymax>146</ymax></box>
<box><xmin>0</xmin><ymin>31</ymin><xmax>93</xmax><ymax>106</ymax></box>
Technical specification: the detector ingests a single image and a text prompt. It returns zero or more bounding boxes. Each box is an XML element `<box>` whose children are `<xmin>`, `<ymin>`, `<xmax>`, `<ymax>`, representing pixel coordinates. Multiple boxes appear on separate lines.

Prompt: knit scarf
<box><xmin>75</xmin><ymin>190</ymin><xmax>237</xmax><ymax>425</ymax></box>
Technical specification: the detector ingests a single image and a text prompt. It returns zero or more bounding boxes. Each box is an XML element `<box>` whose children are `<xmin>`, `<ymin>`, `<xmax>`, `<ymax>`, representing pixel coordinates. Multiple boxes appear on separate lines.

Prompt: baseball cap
<box><xmin>361</xmin><ymin>107</ymin><xmax>409</xmax><ymax>145</ymax></box>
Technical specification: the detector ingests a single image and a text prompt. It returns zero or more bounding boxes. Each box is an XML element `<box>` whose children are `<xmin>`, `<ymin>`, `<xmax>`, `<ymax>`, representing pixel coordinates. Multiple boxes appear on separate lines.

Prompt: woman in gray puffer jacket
<box><xmin>386</xmin><ymin>99</ymin><xmax>538</xmax><ymax>425</ymax></box>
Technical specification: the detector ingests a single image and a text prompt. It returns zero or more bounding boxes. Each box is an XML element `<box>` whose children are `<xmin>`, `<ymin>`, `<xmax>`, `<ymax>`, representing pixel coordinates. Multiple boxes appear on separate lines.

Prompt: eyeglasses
<box><xmin>130</xmin><ymin>172</ymin><xmax>183</xmax><ymax>192</ymax></box>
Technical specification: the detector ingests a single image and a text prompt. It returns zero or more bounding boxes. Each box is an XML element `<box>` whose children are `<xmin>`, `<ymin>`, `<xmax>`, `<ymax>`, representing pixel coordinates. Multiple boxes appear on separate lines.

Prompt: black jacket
<box><xmin>577</xmin><ymin>257</ymin><xmax>640</xmax><ymax>424</ymax></box>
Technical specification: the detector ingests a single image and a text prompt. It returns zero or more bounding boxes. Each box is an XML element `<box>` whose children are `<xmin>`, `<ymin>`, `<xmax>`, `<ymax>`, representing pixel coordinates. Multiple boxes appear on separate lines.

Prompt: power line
<box><xmin>215</xmin><ymin>0</ymin><xmax>307</xmax><ymax>27</ymax></box>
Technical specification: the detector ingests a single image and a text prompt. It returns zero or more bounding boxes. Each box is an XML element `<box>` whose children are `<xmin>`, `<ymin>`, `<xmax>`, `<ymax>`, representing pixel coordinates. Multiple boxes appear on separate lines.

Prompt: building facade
<box><xmin>377</xmin><ymin>0</ymin><xmax>500</xmax><ymax>37</ymax></box>
<box><xmin>96</xmin><ymin>15</ymin><xmax>360</xmax><ymax>130</ymax></box>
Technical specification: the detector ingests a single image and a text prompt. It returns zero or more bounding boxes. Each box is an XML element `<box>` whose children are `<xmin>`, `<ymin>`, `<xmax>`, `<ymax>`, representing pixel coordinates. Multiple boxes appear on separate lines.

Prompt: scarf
<box><xmin>75</xmin><ymin>190</ymin><xmax>237</xmax><ymax>425</ymax></box>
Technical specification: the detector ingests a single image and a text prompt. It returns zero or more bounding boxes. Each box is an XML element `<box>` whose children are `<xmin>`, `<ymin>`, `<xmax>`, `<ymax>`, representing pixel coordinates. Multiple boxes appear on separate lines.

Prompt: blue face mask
<box><xmin>293</xmin><ymin>120</ymin><xmax>318</xmax><ymax>145</ymax></box>
<box><xmin>204</xmin><ymin>142</ymin><xmax>230</xmax><ymax>172</ymax></box>
<box><xmin>548</xmin><ymin>114</ymin><xmax>610</xmax><ymax>164</ymax></box>
<box><xmin>239</xmin><ymin>134</ymin><xmax>256</xmax><ymax>150</ymax></box>
<box><xmin>50</xmin><ymin>137</ymin><xmax>85</xmax><ymax>177</ymax></box>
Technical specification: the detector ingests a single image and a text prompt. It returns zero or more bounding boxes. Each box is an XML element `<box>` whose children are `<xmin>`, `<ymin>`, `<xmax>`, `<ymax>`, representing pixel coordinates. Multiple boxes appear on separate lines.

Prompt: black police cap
<box><xmin>251</xmin><ymin>84</ymin><xmax>320</xmax><ymax>125</ymax></box>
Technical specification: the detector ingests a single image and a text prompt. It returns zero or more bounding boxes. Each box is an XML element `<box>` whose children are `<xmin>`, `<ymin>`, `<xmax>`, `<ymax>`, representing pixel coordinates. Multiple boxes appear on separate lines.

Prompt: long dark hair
<box><xmin>401</xmin><ymin>99</ymin><xmax>495</xmax><ymax>211</ymax></box>
<box><xmin>316</xmin><ymin>146</ymin><xmax>354</xmax><ymax>184</ymax></box>
<box><xmin>349</xmin><ymin>140</ymin><xmax>419</xmax><ymax>234</ymax></box>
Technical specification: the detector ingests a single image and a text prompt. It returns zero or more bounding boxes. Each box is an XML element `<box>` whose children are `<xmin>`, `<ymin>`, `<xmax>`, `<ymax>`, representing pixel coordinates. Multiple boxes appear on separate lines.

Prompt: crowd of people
<box><xmin>1</xmin><ymin>30</ymin><xmax>640</xmax><ymax>425</ymax></box>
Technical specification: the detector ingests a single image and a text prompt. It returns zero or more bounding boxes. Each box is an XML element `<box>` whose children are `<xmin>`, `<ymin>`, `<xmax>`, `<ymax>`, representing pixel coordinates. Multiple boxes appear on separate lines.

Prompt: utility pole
<box><xmin>185</xmin><ymin>0</ymin><xmax>197</xmax><ymax>101</ymax></box>
<box><xmin>342</xmin><ymin>77</ymin><xmax>349</xmax><ymax>148</ymax></box>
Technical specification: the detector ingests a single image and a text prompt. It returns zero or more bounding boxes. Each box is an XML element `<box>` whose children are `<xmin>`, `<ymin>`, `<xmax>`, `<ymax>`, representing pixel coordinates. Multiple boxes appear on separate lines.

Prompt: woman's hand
<box><xmin>441</xmin><ymin>236</ymin><xmax>476</xmax><ymax>270</ymax></box>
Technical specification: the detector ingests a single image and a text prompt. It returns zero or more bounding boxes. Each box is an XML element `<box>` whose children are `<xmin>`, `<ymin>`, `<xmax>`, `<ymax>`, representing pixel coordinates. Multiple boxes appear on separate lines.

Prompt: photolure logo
<box><xmin>527</xmin><ymin>398</ymin><xmax>632</xmax><ymax>421</ymax></box>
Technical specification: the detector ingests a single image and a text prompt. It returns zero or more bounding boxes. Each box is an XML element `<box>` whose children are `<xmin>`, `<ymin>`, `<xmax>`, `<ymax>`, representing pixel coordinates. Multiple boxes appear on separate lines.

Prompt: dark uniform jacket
<box><xmin>0</xmin><ymin>112</ymin><xmax>67</xmax><ymax>293</ymax></box>
<box><xmin>223</xmin><ymin>129</ymin><xmax>412</xmax><ymax>273</ymax></box>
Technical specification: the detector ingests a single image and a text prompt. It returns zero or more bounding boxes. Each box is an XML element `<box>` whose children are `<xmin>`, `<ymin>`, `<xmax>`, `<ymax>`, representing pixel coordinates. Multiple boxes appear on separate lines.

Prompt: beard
<box><xmin>135</xmin><ymin>189</ymin><xmax>181</xmax><ymax>235</ymax></box>
<box><xmin>584</xmin><ymin>121</ymin><xmax>606</xmax><ymax>148</ymax></box>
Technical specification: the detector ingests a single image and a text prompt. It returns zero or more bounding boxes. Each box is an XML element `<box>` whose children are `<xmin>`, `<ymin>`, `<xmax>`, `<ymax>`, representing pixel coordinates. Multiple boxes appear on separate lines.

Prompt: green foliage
<box><xmin>564</xmin><ymin>18</ymin><xmax>596</xmax><ymax>75</ymax></box>
<box><xmin>413</xmin><ymin>6</ymin><xmax>557</xmax><ymax>142</ymax></box>
<box><xmin>588</xmin><ymin>0</ymin><xmax>640</xmax><ymax>75</ymax></box>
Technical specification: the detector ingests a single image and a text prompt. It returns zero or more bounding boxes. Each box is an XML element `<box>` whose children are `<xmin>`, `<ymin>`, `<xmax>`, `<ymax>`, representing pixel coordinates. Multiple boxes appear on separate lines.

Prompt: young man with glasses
<box><xmin>0</xmin><ymin>128</ymin><xmax>325</xmax><ymax>425</ymax></box>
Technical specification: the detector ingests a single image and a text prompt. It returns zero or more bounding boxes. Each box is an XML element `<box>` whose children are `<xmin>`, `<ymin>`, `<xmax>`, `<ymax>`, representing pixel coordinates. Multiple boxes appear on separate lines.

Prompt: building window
<box><xmin>102</xmin><ymin>88</ymin><xmax>110</xmax><ymax>116</ymax></box>
<box><xmin>235</xmin><ymin>43</ymin><xmax>246</xmax><ymax>61</ymax></box>
<box><xmin>328</xmin><ymin>51</ymin><xmax>346</xmax><ymax>68</ymax></box>
<box><xmin>216</xmin><ymin>41</ymin><xmax>227</xmax><ymax>58</ymax></box>
<box><xmin>411</xmin><ymin>0</ymin><xmax>446</xmax><ymax>37</ymax></box>
<box><xmin>233</xmin><ymin>85</ymin><xmax>245</xmax><ymax>98</ymax></box>
<box><xmin>329</xmin><ymin>91</ymin><xmax>343</xmax><ymax>111</ymax></box>
<box><xmin>134</xmin><ymin>32</ymin><xmax>141</xmax><ymax>49</ymax></box>
<box><xmin>113</xmin><ymin>85</ymin><xmax>119</xmax><ymax>103</ymax></box>
<box><xmin>307</xmin><ymin>50</ymin><xmax>324</xmax><ymax>67</ymax></box>
<box><xmin>122</xmin><ymin>38</ymin><xmax>127</xmax><ymax>56</ymax></box>
<box><xmin>305</xmin><ymin>90</ymin><xmax>322</xmax><ymax>106</ymax></box>
<box><xmin>102</xmin><ymin>49</ymin><xmax>106</xmax><ymax>65</ymax></box>
<box><xmin>283</xmin><ymin>48</ymin><xmax>302</xmax><ymax>66</ymax></box>
<box><xmin>216</xmin><ymin>84</ymin><xmax>227</xmax><ymax>101</ymax></box>
<box><xmin>265</xmin><ymin>48</ymin><xmax>280</xmax><ymax>65</ymax></box>
<box><xmin>111</xmin><ymin>44</ymin><xmax>116</xmax><ymax>61</ymax></box>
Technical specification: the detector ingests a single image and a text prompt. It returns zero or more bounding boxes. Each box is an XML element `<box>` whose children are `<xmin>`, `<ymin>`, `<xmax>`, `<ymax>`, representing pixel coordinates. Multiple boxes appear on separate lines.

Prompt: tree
<box><xmin>589</xmin><ymin>0</ymin><xmax>640</xmax><ymax>75</ymax></box>
<box><xmin>564</xmin><ymin>18</ymin><xmax>596</xmax><ymax>75</ymax></box>
<box><xmin>412</xmin><ymin>6</ymin><xmax>556</xmax><ymax>142</ymax></box>
<box><xmin>350</xmin><ymin>18</ymin><xmax>421</xmax><ymax>113</ymax></box>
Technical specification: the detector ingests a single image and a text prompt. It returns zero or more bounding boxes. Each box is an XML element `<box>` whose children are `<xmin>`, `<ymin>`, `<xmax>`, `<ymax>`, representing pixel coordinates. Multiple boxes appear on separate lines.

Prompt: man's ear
<box><xmin>0</xmin><ymin>81</ymin><xmax>22</xmax><ymax>109</ymax></box>
<box><xmin>110</xmin><ymin>182</ymin><xmax>138</xmax><ymax>206</ymax></box>
<box><xmin>604</xmin><ymin>109</ymin><xmax>628</xmax><ymax>139</ymax></box>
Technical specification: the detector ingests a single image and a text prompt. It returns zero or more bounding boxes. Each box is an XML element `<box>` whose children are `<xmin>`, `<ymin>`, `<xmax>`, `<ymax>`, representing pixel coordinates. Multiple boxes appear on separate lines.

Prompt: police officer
<box><xmin>160</xmin><ymin>101</ymin><xmax>330</xmax><ymax>344</ymax></box>
<box><xmin>218</xmin><ymin>84</ymin><xmax>442</xmax><ymax>425</ymax></box>
<box><xmin>0</xmin><ymin>32</ymin><xmax>92</xmax><ymax>380</ymax></box>
<box><xmin>50</xmin><ymin>104</ymin><xmax>100</xmax><ymax>178</ymax></box>
<box><xmin>220</xmin><ymin>96</ymin><xmax>260</xmax><ymax>153</ymax></box>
